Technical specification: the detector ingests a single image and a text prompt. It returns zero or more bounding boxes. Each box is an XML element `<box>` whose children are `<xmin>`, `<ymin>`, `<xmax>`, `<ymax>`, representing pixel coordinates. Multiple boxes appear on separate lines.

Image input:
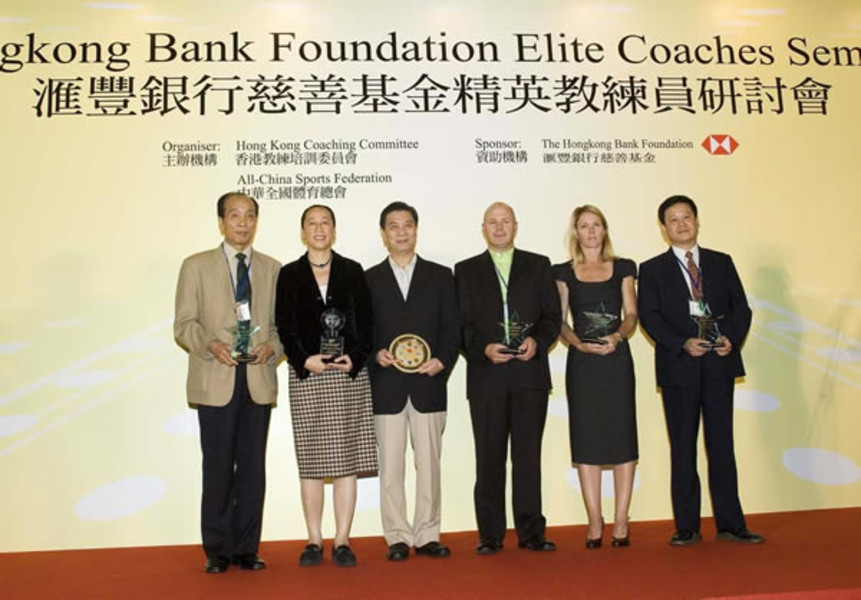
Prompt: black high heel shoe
<box><xmin>585</xmin><ymin>518</ymin><xmax>603</xmax><ymax>549</ymax></box>
<box><xmin>611</xmin><ymin>520</ymin><xmax>630</xmax><ymax>547</ymax></box>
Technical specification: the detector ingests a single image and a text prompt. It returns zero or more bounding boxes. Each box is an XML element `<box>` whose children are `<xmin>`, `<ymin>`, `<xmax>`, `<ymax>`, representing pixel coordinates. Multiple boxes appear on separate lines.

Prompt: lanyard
<box><xmin>493</xmin><ymin>262</ymin><xmax>511</xmax><ymax>342</ymax></box>
<box><xmin>493</xmin><ymin>261</ymin><xmax>510</xmax><ymax>294</ymax></box>
<box><xmin>221</xmin><ymin>243</ymin><xmax>252</xmax><ymax>301</ymax></box>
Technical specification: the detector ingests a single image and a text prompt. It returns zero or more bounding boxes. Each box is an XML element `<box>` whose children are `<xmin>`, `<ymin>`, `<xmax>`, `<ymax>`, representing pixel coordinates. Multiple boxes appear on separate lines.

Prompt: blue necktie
<box><xmin>236</xmin><ymin>252</ymin><xmax>251</xmax><ymax>306</ymax></box>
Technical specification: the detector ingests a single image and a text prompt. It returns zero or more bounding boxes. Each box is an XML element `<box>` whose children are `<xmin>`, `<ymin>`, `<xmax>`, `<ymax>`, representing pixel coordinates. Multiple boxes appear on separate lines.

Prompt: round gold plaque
<box><xmin>389</xmin><ymin>334</ymin><xmax>431</xmax><ymax>373</ymax></box>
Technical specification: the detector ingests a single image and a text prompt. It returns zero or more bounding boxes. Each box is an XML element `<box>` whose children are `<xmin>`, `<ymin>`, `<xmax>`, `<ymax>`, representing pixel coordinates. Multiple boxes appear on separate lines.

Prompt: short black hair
<box><xmin>379</xmin><ymin>201</ymin><xmax>419</xmax><ymax>229</ymax></box>
<box><xmin>217</xmin><ymin>192</ymin><xmax>259</xmax><ymax>218</ymax></box>
<box><xmin>658</xmin><ymin>195</ymin><xmax>698</xmax><ymax>224</ymax></box>
<box><xmin>301</xmin><ymin>204</ymin><xmax>336</xmax><ymax>227</ymax></box>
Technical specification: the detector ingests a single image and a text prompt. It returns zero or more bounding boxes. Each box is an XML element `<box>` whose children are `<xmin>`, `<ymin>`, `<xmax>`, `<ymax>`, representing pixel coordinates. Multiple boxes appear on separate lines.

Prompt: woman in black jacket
<box><xmin>275</xmin><ymin>204</ymin><xmax>377</xmax><ymax>568</ymax></box>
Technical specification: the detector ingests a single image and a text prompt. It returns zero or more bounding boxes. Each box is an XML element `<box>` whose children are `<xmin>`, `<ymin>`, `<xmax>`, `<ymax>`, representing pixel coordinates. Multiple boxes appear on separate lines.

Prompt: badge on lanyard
<box><xmin>689</xmin><ymin>299</ymin><xmax>709</xmax><ymax>317</ymax></box>
<box><xmin>236</xmin><ymin>299</ymin><xmax>252</xmax><ymax>322</ymax></box>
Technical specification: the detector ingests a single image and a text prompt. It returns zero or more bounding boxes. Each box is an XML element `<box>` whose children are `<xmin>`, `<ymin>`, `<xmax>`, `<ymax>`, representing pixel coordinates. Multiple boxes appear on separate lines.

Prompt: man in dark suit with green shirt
<box><xmin>454</xmin><ymin>202</ymin><xmax>561</xmax><ymax>555</ymax></box>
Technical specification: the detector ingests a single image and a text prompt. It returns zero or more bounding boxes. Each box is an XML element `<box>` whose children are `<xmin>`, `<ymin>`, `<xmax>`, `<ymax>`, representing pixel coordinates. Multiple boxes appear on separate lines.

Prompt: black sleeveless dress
<box><xmin>552</xmin><ymin>258</ymin><xmax>638</xmax><ymax>465</ymax></box>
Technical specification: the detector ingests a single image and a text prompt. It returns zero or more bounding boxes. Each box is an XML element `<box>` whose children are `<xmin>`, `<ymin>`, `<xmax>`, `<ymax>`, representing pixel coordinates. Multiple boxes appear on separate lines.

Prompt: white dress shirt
<box><xmin>388</xmin><ymin>253</ymin><xmax>417</xmax><ymax>301</ymax></box>
<box><xmin>671</xmin><ymin>245</ymin><xmax>700</xmax><ymax>299</ymax></box>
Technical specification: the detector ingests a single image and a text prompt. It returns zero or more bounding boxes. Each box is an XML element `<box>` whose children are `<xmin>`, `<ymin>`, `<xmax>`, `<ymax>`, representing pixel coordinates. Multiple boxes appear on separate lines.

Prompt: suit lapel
<box><xmin>245</xmin><ymin>248</ymin><xmax>264</xmax><ymax>324</ymax></box>
<box><xmin>698</xmin><ymin>248</ymin><xmax>717</xmax><ymax>304</ymax></box>
<box><xmin>249</xmin><ymin>247</ymin><xmax>264</xmax><ymax>307</ymax></box>
<box><xmin>381</xmin><ymin>257</ymin><xmax>408</xmax><ymax>306</ymax></box>
<box><xmin>208</xmin><ymin>246</ymin><xmax>242</xmax><ymax>334</ymax></box>
<box><xmin>212</xmin><ymin>245</ymin><xmax>235</xmax><ymax>304</ymax></box>
<box><xmin>663</xmin><ymin>248</ymin><xmax>692</xmax><ymax>301</ymax></box>
<box><xmin>300</xmin><ymin>252</ymin><xmax>325</xmax><ymax>304</ymax></box>
<box><xmin>404</xmin><ymin>255</ymin><xmax>427</xmax><ymax>305</ymax></box>
<box><xmin>478</xmin><ymin>251</ymin><xmax>506</xmax><ymax>333</ymax></box>
<box><xmin>483</xmin><ymin>250</ymin><xmax>506</xmax><ymax>295</ymax></box>
<box><xmin>508</xmin><ymin>249</ymin><xmax>523</xmax><ymax>301</ymax></box>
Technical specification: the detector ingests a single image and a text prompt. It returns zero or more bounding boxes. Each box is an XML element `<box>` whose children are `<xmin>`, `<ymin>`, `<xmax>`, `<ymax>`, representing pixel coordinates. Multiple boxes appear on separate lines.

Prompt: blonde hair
<box><xmin>566</xmin><ymin>204</ymin><xmax>617</xmax><ymax>264</ymax></box>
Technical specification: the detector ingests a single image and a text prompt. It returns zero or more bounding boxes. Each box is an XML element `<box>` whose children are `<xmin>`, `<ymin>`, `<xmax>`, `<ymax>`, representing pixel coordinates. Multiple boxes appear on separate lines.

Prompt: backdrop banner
<box><xmin>1</xmin><ymin>0</ymin><xmax>859</xmax><ymax>551</ymax></box>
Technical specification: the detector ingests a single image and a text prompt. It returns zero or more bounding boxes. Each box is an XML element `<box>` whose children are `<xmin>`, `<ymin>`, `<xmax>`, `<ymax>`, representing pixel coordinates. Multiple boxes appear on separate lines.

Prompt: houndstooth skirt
<box><xmin>288</xmin><ymin>366</ymin><xmax>378</xmax><ymax>479</ymax></box>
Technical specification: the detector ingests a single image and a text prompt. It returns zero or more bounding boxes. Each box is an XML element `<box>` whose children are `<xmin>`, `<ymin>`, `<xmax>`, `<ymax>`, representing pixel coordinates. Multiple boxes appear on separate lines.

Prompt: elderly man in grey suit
<box><xmin>174</xmin><ymin>192</ymin><xmax>282</xmax><ymax>573</ymax></box>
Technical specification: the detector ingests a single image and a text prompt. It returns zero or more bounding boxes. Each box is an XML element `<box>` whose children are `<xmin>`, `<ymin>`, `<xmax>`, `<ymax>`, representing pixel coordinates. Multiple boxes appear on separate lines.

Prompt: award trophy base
<box><xmin>697</xmin><ymin>339</ymin><xmax>726</xmax><ymax>350</ymax></box>
<box><xmin>580</xmin><ymin>337</ymin><xmax>608</xmax><ymax>346</ymax></box>
<box><xmin>320</xmin><ymin>339</ymin><xmax>345</xmax><ymax>362</ymax></box>
<box><xmin>500</xmin><ymin>345</ymin><xmax>525</xmax><ymax>355</ymax></box>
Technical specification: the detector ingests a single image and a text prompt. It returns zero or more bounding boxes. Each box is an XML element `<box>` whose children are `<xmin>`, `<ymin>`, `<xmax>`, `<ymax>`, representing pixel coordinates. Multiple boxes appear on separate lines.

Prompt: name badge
<box><xmin>236</xmin><ymin>300</ymin><xmax>252</xmax><ymax>322</ymax></box>
<box><xmin>689</xmin><ymin>300</ymin><xmax>707</xmax><ymax>317</ymax></box>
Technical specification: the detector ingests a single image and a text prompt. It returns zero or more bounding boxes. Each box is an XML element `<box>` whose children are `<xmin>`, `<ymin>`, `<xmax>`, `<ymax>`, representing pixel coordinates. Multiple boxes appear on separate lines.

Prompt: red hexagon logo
<box><xmin>701</xmin><ymin>134</ymin><xmax>739</xmax><ymax>155</ymax></box>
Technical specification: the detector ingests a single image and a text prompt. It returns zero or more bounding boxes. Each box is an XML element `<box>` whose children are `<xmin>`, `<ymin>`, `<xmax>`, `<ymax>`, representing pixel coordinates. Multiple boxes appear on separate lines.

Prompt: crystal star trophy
<box><xmin>227</xmin><ymin>320</ymin><xmax>261</xmax><ymax>363</ymax></box>
<box><xmin>319</xmin><ymin>308</ymin><xmax>346</xmax><ymax>359</ymax></box>
<box><xmin>578</xmin><ymin>303</ymin><xmax>620</xmax><ymax>345</ymax></box>
<box><xmin>691</xmin><ymin>304</ymin><xmax>725</xmax><ymax>349</ymax></box>
<box><xmin>499</xmin><ymin>309</ymin><xmax>534</xmax><ymax>355</ymax></box>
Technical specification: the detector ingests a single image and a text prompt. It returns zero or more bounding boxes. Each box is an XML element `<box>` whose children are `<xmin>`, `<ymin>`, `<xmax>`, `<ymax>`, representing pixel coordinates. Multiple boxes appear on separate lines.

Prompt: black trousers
<box><xmin>197</xmin><ymin>364</ymin><xmax>271</xmax><ymax>558</ymax></box>
<box><xmin>661</xmin><ymin>375</ymin><xmax>745</xmax><ymax>533</ymax></box>
<box><xmin>469</xmin><ymin>388</ymin><xmax>548</xmax><ymax>544</ymax></box>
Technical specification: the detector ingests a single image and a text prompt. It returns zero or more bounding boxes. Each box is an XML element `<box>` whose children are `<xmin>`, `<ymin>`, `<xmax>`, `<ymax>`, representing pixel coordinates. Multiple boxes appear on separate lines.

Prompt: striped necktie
<box><xmin>685</xmin><ymin>251</ymin><xmax>702</xmax><ymax>301</ymax></box>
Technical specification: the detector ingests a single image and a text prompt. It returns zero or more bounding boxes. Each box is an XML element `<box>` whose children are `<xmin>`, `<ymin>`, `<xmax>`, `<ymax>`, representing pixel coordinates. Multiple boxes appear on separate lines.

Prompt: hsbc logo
<box><xmin>702</xmin><ymin>134</ymin><xmax>739</xmax><ymax>155</ymax></box>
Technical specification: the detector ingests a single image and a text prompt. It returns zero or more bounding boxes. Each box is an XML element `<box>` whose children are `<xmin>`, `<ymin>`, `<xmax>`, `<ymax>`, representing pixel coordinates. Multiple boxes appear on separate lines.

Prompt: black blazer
<box><xmin>275</xmin><ymin>251</ymin><xmax>372</xmax><ymax>379</ymax></box>
<box><xmin>365</xmin><ymin>256</ymin><xmax>460</xmax><ymax>415</ymax></box>
<box><xmin>454</xmin><ymin>249</ymin><xmax>561</xmax><ymax>399</ymax></box>
<box><xmin>638</xmin><ymin>247</ymin><xmax>751</xmax><ymax>387</ymax></box>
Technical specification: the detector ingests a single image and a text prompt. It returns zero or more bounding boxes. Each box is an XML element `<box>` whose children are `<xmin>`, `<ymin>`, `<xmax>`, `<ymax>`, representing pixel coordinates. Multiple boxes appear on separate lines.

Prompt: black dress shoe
<box><xmin>332</xmin><ymin>544</ymin><xmax>357</xmax><ymax>567</ymax></box>
<box><xmin>387</xmin><ymin>542</ymin><xmax>410</xmax><ymax>561</ymax></box>
<box><xmin>716</xmin><ymin>528</ymin><xmax>765</xmax><ymax>544</ymax></box>
<box><xmin>298</xmin><ymin>544</ymin><xmax>323</xmax><ymax>567</ymax></box>
<box><xmin>415</xmin><ymin>541</ymin><xmax>451</xmax><ymax>558</ymax></box>
<box><xmin>518</xmin><ymin>538</ymin><xmax>557</xmax><ymax>552</ymax></box>
<box><xmin>234</xmin><ymin>553</ymin><xmax>265</xmax><ymax>570</ymax></box>
<box><xmin>669</xmin><ymin>530</ymin><xmax>702</xmax><ymax>546</ymax></box>
<box><xmin>204</xmin><ymin>556</ymin><xmax>230</xmax><ymax>574</ymax></box>
<box><xmin>475</xmin><ymin>540</ymin><xmax>503</xmax><ymax>555</ymax></box>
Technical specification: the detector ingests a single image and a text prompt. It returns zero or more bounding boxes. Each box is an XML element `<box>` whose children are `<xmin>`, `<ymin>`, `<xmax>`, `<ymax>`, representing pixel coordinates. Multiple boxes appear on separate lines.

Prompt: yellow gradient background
<box><xmin>1</xmin><ymin>1</ymin><xmax>859</xmax><ymax>551</ymax></box>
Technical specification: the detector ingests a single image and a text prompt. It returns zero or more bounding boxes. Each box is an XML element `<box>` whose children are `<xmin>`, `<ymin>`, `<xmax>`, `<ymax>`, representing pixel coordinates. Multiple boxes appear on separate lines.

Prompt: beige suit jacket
<box><xmin>174</xmin><ymin>245</ymin><xmax>283</xmax><ymax>407</ymax></box>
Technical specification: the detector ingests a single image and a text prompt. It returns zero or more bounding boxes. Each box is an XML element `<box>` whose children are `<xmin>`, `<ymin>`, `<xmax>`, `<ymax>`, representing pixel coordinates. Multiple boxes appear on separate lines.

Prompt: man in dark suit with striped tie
<box><xmin>638</xmin><ymin>195</ymin><xmax>763</xmax><ymax>547</ymax></box>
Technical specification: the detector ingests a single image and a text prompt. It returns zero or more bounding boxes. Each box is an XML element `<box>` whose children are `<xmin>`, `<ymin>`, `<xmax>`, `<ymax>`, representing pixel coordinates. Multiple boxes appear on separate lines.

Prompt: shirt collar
<box><xmin>223</xmin><ymin>241</ymin><xmax>252</xmax><ymax>261</ymax></box>
<box><xmin>387</xmin><ymin>253</ymin><xmax>417</xmax><ymax>272</ymax></box>
<box><xmin>671</xmin><ymin>244</ymin><xmax>699</xmax><ymax>265</ymax></box>
<box><xmin>489</xmin><ymin>247</ymin><xmax>514</xmax><ymax>263</ymax></box>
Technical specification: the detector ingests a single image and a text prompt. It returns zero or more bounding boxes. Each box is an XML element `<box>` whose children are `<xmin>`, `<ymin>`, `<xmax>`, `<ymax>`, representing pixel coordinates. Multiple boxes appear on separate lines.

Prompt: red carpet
<box><xmin>3</xmin><ymin>508</ymin><xmax>860</xmax><ymax>600</ymax></box>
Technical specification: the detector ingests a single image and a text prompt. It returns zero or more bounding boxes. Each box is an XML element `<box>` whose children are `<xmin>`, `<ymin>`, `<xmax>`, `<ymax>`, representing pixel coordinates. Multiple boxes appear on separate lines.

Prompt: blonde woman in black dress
<box><xmin>275</xmin><ymin>205</ymin><xmax>377</xmax><ymax>567</ymax></box>
<box><xmin>552</xmin><ymin>205</ymin><xmax>638</xmax><ymax>548</ymax></box>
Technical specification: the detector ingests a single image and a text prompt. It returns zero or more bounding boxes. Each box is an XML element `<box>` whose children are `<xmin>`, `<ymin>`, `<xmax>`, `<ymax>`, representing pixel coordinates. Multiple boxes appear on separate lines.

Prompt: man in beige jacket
<box><xmin>174</xmin><ymin>192</ymin><xmax>282</xmax><ymax>573</ymax></box>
